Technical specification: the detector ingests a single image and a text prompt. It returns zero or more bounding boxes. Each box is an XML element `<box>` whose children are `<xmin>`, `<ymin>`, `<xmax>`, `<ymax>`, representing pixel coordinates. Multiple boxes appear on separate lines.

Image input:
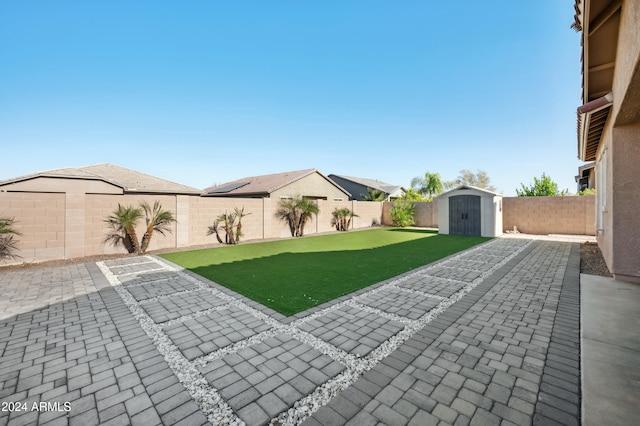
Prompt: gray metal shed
<box><xmin>437</xmin><ymin>185</ymin><xmax>503</xmax><ymax>237</ymax></box>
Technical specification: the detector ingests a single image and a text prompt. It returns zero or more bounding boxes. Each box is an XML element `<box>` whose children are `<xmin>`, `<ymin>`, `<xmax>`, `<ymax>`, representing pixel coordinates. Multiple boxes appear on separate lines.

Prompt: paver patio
<box><xmin>0</xmin><ymin>237</ymin><xmax>583</xmax><ymax>425</ymax></box>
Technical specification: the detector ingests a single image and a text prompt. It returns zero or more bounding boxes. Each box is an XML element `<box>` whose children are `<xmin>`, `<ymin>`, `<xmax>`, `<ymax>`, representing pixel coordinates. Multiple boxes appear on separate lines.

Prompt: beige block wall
<box><xmin>502</xmin><ymin>196</ymin><xmax>596</xmax><ymax>235</ymax></box>
<box><xmin>381</xmin><ymin>201</ymin><xmax>437</xmax><ymax>227</ymax></box>
<box><xmin>0</xmin><ymin>192</ymin><xmax>65</xmax><ymax>263</ymax></box>
<box><xmin>190</xmin><ymin>197</ymin><xmax>266</xmax><ymax>245</ymax></box>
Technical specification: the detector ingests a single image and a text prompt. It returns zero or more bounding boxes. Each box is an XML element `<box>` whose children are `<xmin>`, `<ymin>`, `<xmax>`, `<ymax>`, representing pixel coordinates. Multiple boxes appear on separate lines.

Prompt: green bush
<box><xmin>389</xmin><ymin>201</ymin><xmax>415</xmax><ymax>227</ymax></box>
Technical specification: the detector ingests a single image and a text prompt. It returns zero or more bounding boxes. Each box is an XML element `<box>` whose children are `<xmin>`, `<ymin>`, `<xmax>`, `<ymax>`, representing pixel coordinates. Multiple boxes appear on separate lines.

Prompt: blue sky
<box><xmin>0</xmin><ymin>1</ymin><xmax>584</xmax><ymax>196</ymax></box>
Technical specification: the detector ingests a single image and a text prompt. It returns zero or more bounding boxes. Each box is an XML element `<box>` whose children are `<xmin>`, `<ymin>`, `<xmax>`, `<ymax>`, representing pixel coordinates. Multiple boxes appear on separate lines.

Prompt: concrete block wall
<box><xmin>382</xmin><ymin>201</ymin><xmax>438</xmax><ymax>227</ymax></box>
<box><xmin>502</xmin><ymin>195</ymin><xmax>595</xmax><ymax>235</ymax></box>
<box><xmin>0</xmin><ymin>192</ymin><xmax>65</xmax><ymax>263</ymax></box>
<box><xmin>0</xmin><ymin>192</ymin><xmax>595</xmax><ymax>266</ymax></box>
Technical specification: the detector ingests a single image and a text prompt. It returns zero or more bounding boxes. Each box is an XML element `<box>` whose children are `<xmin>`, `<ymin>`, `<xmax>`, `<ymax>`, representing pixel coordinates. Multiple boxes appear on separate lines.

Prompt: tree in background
<box><xmin>516</xmin><ymin>173</ymin><xmax>568</xmax><ymax>197</ymax></box>
<box><xmin>389</xmin><ymin>201</ymin><xmax>416</xmax><ymax>227</ymax></box>
<box><xmin>400</xmin><ymin>188</ymin><xmax>426</xmax><ymax>202</ymax></box>
<box><xmin>411</xmin><ymin>171</ymin><xmax>444</xmax><ymax>201</ymax></box>
<box><xmin>275</xmin><ymin>196</ymin><xmax>319</xmax><ymax>237</ymax></box>
<box><xmin>578</xmin><ymin>188</ymin><xmax>596</xmax><ymax>196</ymax></box>
<box><xmin>362</xmin><ymin>188</ymin><xmax>387</xmax><ymax>201</ymax></box>
<box><xmin>0</xmin><ymin>216</ymin><xmax>21</xmax><ymax>260</ymax></box>
<box><xmin>445</xmin><ymin>169</ymin><xmax>496</xmax><ymax>191</ymax></box>
<box><xmin>331</xmin><ymin>207</ymin><xmax>358</xmax><ymax>231</ymax></box>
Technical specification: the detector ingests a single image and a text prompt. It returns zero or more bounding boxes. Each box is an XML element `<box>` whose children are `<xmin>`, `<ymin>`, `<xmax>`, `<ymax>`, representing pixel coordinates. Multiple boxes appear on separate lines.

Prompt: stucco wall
<box><xmin>592</xmin><ymin>0</ymin><xmax>640</xmax><ymax>282</ymax></box>
<box><xmin>502</xmin><ymin>196</ymin><xmax>596</xmax><ymax>235</ymax></box>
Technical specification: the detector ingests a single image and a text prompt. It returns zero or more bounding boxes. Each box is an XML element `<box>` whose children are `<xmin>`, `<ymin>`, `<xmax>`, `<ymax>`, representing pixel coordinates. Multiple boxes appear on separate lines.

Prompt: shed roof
<box><xmin>438</xmin><ymin>185</ymin><xmax>501</xmax><ymax>198</ymax></box>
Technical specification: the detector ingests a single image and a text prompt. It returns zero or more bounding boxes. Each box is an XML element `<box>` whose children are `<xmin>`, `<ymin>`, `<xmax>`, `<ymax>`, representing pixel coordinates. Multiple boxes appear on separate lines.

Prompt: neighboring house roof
<box><xmin>203</xmin><ymin>169</ymin><xmax>351</xmax><ymax>197</ymax></box>
<box><xmin>328</xmin><ymin>174</ymin><xmax>404</xmax><ymax>197</ymax></box>
<box><xmin>0</xmin><ymin>163</ymin><xmax>201</xmax><ymax>194</ymax></box>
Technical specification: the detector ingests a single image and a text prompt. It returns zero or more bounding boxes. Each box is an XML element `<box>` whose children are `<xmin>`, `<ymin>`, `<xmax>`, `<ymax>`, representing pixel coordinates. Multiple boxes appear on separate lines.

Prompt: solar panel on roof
<box><xmin>208</xmin><ymin>182</ymin><xmax>250</xmax><ymax>194</ymax></box>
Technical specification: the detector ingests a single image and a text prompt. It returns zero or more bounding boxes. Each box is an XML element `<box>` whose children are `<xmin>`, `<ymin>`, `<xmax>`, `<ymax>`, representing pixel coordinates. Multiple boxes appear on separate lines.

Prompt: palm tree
<box><xmin>275</xmin><ymin>196</ymin><xmax>319</xmax><ymax>237</ymax></box>
<box><xmin>331</xmin><ymin>207</ymin><xmax>358</xmax><ymax>231</ymax></box>
<box><xmin>233</xmin><ymin>207</ymin><xmax>251</xmax><ymax>243</ymax></box>
<box><xmin>275</xmin><ymin>198</ymin><xmax>299</xmax><ymax>237</ymax></box>
<box><xmin>140</xmin><ymin>201</ymin><xmax>176</xmax><ymax>254</ymax></box>
<box><xmin>411</xmin><ymin>171</ymin><xmax>444</xmax><ymax>201</ymax></box>
<box><xmin>0</xmin><ymin>216</ymin><xmax>21</xmax><ymax>260</ymax></box>
<box><xmin>362</xmin><ymin>188</ymin><xmax>387</xmax><ymax>201</ymax></box>
<box><xmin>295</xmin><ymin>198</ymin><xmax>319</xmax><ymax>237</ymax></box>
<box><xmin>104</xmin><ymin>204</ymin><xmax>143</xmax><ymax>254</ymax></box>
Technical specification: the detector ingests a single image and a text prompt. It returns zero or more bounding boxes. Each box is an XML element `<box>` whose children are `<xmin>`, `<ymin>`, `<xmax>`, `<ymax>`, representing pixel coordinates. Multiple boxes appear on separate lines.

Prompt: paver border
<box><xmin>533</xmin><ymin>243</ymin><xmax>581</xmax><ymax>426</ymax></box>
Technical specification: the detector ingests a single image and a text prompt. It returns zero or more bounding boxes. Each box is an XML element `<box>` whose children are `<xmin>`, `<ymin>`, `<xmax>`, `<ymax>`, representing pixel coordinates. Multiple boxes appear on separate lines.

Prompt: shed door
<box><xmin>449</xmin><ymin>195</ymin><xmax>481</xmax><ymax>236</ymax></box>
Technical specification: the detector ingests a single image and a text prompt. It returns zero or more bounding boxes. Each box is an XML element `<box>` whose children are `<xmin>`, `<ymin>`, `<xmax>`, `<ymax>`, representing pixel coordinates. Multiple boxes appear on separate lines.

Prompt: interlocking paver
<box><xmin>0</xmin><ymin>237</ymin><xmax>584</xmax><ymax>425</ymax></box>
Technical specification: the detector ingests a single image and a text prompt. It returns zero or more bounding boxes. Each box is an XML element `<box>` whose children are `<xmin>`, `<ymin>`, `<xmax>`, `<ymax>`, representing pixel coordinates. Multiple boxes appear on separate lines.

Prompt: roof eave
<box><xmin>577</xmin><ymin>92</ymin><xmax>613</xmax><ymax>161</ymax></box>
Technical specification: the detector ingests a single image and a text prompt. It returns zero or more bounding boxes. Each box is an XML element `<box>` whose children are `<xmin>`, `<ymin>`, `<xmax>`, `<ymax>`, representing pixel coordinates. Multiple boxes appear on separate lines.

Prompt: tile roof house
<box><xmin>572</xmin><ymin>0</ymin><xmax>640</xmax><ymax>283</ymax></box>
<box><xmin>327</xmin><ymin>174</ymin><xmax>405</xmax><ymax>201</ymax></box>
<box><xmin>0</xmin><ymin>163</ymin><xmax>201</xmax><ymax>195</ymax></box>
<box><xmin>203</xmin><ymin>169</ymin><xmax>351</xmax><ymax>201</ymax></box>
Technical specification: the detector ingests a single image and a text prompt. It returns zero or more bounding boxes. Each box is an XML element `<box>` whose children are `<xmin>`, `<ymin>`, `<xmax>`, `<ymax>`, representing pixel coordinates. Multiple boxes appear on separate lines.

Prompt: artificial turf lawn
<box><xmin>160</xmin><ymin>228</ymin><xmax>489</xmax><ymax>316</ymax></box>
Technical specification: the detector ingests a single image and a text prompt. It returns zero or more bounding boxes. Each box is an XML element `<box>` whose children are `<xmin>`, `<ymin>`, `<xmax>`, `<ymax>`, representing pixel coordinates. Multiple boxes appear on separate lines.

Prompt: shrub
<box><xmin>0</xmin><ymin>216</ymin><xmax>21</xmax><ymax>260</ymax></box>
<box><xmin>389</xmin><ymin>201</ymin><xmax>415</xmax><ymax>227</ymax></box>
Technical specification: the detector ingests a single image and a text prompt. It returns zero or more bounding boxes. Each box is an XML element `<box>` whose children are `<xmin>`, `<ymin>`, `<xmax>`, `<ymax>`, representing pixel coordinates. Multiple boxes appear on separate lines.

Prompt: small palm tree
<box><xmin>275</xmin><ymin>198</ymin><xmax>300</xmax><ymax>237</ymax></box>
<box><xmin>295</xmin><ymin>198</ymin><xmax>319</xmax><ymax>237</ymax></box>
<box><xmin>104</xmin><ymin>204</ymin><xmax>143</xmax><ymax>254</ymax></box>
<box><xmin>233</xmin><ymin>207</ymin><xmax>251</xmax><ymax>243</ymax></box>
<box><xmin>140</xmin><ymin>201</ymin><xmax>176</xmax><ymax>254</ymax></box>
<box><xmin>363</xmin><ymin>188</ymin><xmax>387</xmax><ymax>201</ymax></box>
<box><xmin>0</xmin><ymin>216</ymin><xmax>21</xmax><ymax>260</ymax></box>
<box><xmin>331</xmin><ymin>207</ymin><xmax>358</xmax><ymax>231</ymax></box>
<box><xmin>275</xmin><ymin>196</ymin><xmax>319</xmax><ymax>237</ymax></box>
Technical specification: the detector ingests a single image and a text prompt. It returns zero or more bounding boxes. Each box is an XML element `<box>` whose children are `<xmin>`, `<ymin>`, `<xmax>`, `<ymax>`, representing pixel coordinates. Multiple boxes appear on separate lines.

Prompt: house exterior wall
<box><xmin>502</xmin><ymin>196</ymin><xmax>596</xmax><ymax>235</ymax></box>
<box><xmin>592</xmin><ymin>0</ymin><xmax>640</xmax><ymax>282</ymax></box>
<box><xmin>270</xmin><ymin>173</ymin><xmax>349</xmax><ymax>201</ymax></box>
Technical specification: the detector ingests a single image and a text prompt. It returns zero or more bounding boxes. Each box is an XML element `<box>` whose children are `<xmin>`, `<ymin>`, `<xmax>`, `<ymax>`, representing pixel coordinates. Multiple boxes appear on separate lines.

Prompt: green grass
<box><xmin>160</xmin><ymin>228</ymin><xmax>489</xmax><ymax>316</ymax></box>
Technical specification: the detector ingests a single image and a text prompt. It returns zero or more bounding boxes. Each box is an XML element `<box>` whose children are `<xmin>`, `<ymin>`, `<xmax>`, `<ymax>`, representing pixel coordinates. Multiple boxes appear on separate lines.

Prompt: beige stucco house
<box><xmin>202</xmin><ymin>169</ymin><xmax>351</xmax><ymax>201</ymax></box>
<box><xmin>573</xmin><ymin>0</ymin><xmax>640</xmax><ymax>282</ymax></box>
<box><xmin>0</xmin><ymin>163</ymin><xmax>201</xmax><ymax>262</ymax></box>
